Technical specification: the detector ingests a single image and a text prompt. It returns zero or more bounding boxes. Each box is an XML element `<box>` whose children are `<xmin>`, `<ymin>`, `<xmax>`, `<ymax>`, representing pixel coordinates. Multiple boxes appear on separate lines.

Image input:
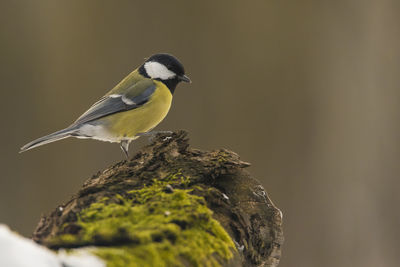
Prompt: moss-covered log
<box><xmin>32</xmin><ymin>131</ymin><xmax>283</xmax><ymax>267</ymax></box>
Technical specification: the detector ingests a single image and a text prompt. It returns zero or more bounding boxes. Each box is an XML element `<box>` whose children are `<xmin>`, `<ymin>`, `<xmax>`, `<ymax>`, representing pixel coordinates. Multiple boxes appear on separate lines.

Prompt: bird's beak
<box><xmin>179</xmin><ymin>74</ymin><xmax>191</xmax><ymax>83</ymax></box>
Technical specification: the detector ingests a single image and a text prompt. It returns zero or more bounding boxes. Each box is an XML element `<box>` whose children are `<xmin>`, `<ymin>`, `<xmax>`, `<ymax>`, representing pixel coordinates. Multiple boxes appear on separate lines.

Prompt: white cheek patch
<box><xmin>144</xmin><ymin>61</ymin><xmax>176</xmax><ymax>80</ymax></box>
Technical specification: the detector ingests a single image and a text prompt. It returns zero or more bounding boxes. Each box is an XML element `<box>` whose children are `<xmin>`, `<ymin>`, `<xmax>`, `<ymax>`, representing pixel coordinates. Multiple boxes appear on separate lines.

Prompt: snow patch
<box><xmin>0</xmin><ymin>224</ymin><xmax>105</xmax><ymax>267</ymax></box>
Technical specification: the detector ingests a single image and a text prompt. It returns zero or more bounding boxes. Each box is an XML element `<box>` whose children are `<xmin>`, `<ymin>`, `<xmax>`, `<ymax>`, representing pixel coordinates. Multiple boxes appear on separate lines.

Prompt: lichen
<box><xmin>54</xmin><ymin>173</ymin><xmax>235</xmax><ymax>267</ymax></box>
<box><xmin>216</xmin><ymin>150</ymin><xmax>229</xmax><ymax>163</ymax></box>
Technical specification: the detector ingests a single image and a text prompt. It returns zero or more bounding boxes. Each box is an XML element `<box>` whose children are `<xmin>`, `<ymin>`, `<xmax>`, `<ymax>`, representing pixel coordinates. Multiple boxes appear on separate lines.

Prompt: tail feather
<box><xmin>20</xmin><ymin>127</ymin><xmax>77</xmax><ymax>153</ymax></box>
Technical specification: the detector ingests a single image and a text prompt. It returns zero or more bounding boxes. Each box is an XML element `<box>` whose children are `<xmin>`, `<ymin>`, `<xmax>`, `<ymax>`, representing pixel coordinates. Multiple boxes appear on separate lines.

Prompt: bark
<box><xmin>32</xmin><ymin>130</ymin><xmax>283</xmax><ymax>267</ymax></box>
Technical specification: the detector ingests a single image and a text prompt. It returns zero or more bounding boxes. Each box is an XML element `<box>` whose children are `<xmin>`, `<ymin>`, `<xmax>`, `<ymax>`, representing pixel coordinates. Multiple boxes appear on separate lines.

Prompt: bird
<box><xmin>20</xmin><ymin>53</ymin><xmax>191</xmax><ymax>158</ymax></box>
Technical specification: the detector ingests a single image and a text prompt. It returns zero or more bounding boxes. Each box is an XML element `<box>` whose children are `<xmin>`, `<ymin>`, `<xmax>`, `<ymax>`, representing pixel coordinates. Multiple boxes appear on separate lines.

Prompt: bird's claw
<box><xmin>136</xmin><ymin>131</ymin><xmax>173</xmax><ymax>142</ymax></box>
<box><xmin>163</xmin><ymin>136</ymin><xmax>172</xmax><ymax>142</ymax></box>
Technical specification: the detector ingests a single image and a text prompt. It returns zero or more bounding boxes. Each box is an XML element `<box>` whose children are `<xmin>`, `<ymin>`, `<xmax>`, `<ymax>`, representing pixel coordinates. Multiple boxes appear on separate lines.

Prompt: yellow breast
<box><xmin>101</xmin><ymin>81</ymin><xmax>172</xmax><ymax>139</ymax></box>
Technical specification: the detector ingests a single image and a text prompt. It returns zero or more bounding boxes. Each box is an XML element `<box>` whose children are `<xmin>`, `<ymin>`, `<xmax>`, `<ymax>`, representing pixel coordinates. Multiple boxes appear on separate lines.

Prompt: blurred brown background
<box><xmin>1</xmin><ymin>0</ymin><xmax>399</xmax><ymax>266</ymax></box>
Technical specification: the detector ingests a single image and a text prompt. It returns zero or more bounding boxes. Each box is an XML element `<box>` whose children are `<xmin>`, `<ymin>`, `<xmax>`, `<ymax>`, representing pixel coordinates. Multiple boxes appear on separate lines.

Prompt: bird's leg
<box><xmin>136</xmin><ymin>131</ymin><xmax>173</xmax><ymax>142</ymax></box>
<box><xmin>120</xmin><ymin>140</ymin><xmax>130</xmax><ymax>159</ymax></box>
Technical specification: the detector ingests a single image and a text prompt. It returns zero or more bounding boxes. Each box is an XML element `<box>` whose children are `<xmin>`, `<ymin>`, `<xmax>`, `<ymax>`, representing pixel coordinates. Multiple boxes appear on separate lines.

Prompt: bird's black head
<box><xmin>139</xmin><ymin>53</ymin><xmax>191</xmax><ymax>94</ymax></box>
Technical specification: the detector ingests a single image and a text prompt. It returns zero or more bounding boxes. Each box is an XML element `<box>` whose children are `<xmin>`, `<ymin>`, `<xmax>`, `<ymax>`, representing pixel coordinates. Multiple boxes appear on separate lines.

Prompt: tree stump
<box><xmin>32</xmin><ymin>130</ymin><xmax>283</xmax><ymax>267</ymax></box>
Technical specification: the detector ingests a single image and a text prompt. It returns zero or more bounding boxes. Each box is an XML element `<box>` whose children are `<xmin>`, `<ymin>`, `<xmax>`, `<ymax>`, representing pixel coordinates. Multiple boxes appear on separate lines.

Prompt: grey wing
<box><xmin>72</xmin><ymin>83</ymin><xmax>156</xmax><ymax>126</ymax></box>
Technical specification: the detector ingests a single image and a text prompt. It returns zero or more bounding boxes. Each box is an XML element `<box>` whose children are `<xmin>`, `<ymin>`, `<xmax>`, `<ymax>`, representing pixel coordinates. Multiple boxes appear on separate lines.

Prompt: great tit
<box><xmin>20</xmin><ymin>53</ymin><xmax>191</xmax><ymax>158</ymax></box>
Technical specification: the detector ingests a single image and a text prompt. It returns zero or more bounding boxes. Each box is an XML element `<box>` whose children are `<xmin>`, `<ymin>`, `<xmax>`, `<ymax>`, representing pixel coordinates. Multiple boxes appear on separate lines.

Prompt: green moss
<box><xmin>55</xmin><ymin>174</ymin><xmax>235</xmax><ymax>267</ymax></box>
<box><xmin>161</xmin><ymin>169</ymin><xmax>191</xmax><ymax>187</ymax></box>
<box><xmin>216</xmin><ymin>150</ymin><xmax>230</xmax><ymax>163</ymax></box>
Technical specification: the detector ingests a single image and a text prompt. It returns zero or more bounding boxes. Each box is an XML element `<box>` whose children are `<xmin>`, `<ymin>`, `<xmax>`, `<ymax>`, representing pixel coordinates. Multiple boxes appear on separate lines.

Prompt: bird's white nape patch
<box><xmin>144</xmin><ymin>61</ymin><xmax>176</xmax><ymax>80</ymax></box>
